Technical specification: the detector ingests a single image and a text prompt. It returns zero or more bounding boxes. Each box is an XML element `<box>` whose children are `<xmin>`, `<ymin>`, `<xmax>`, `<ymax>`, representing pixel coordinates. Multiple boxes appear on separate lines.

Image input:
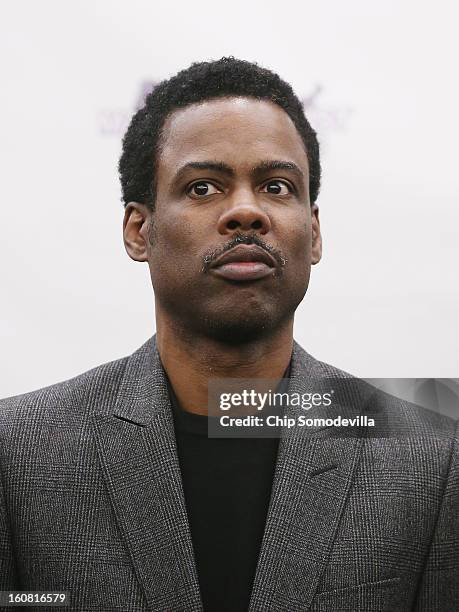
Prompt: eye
<box><xmin>261</xmin><ymin>180</ymin><xmax>293</xmax><ymax>195</ymax></box>
<box><xmin>187</xmin><ymin>181</ymin><xmax>221</xmax><ymax>197</ymax></box>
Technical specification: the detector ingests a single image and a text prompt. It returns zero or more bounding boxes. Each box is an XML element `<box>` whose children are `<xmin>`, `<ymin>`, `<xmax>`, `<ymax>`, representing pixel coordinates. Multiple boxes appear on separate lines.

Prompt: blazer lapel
<box><xmin>249</xmin><ymin>341</ymin><xmax>364</xmax><ymax>611</ymax></box>
<box><xmin>90</xmin><ymin>336</ymin><xmax>203</xmax><ymax>611</ymax></box>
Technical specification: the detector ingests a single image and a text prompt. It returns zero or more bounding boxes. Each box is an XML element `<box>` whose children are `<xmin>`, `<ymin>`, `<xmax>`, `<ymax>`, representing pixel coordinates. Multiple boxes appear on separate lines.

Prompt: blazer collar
<box><xmin>92</xmin><ymin>335</ymin><xmax>363</xmax><ymax>611</ymax></box>
<box><xmin>111</xmin><ymin>335</ymin><xmax>171</xmax><ymax>426</ymax></box>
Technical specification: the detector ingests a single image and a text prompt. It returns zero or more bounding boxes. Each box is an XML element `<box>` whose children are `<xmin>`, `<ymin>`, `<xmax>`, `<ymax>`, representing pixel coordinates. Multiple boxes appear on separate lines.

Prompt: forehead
<box><xmin>157</xmin><ymin>97</ymin><xmax>309</xmax><ymax>178</ymax></box>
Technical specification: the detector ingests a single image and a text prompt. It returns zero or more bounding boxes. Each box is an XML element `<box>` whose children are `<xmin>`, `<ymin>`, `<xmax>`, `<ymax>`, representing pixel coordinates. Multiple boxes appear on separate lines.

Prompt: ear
<box><xmin>311</xmin><ymin>204</ymin><xmax>322</xmax><ymax>265</ymax></box>
<box><xmin>123</xmin><ymin>202</ymin><xmax>152</xmax><ymax>262</ymax></box>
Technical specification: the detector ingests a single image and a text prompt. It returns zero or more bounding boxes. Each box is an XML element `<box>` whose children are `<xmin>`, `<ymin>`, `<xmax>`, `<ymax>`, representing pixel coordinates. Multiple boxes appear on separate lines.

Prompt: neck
<box><xmin>155</xmin><ymin>309</ymin><xmax>294</xmax><ymax>415</ymax></box>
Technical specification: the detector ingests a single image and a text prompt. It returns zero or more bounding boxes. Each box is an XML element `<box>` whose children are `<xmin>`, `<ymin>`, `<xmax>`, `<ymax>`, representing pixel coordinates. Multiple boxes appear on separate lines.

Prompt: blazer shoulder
<box><xmin>293</xmin><ymin>344</ymin><xmax>458</xmax><ymax>441</ymax></box>
<box><xmin>0</xmin><ymin>353</ymin><xmax>130</xmax><ymax>430</ymax></box>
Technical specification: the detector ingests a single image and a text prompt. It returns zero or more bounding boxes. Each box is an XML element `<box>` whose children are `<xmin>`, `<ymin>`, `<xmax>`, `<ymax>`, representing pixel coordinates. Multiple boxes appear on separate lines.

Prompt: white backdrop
<box><xmin>1</xmin><ymin>0</ymin><xmax>458</xmax><ymax>397</ymax></box>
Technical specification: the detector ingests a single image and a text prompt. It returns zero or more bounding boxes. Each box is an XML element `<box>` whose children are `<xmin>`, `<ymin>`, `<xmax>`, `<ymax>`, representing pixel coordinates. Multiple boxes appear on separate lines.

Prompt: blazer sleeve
<box><xmin>413</xmin><ymin>420</ymin><xmax>459</xmax><ymax>611</ymax></box>
<box><xmin>0</xmin><ymin>440</ymin><xmax>19</xmax><ymax>588</ymax></box>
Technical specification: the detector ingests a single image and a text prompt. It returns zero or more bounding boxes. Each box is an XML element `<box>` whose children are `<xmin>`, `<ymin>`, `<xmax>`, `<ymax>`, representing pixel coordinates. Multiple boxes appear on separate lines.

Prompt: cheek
<box><xmin>293</xmin><ymin>223</ymin><xmax>312</xmax><ymax>254</ymax></box>
<box><xmin>280</xmin><ymin>209</ymin><xmax>312</xmax><ymax>262</ymax></box>
<box><xmin>147</xmin><ymin>211</ymin><xmax>204</xmax><ymax>285</ymax></box>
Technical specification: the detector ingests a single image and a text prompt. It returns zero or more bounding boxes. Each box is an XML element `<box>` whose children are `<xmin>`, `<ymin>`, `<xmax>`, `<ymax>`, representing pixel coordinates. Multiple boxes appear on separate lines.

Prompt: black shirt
<box><xmin>167</xmin><ymin>363</ymin><xmax>291</xmax><ymax>612</ymax></box>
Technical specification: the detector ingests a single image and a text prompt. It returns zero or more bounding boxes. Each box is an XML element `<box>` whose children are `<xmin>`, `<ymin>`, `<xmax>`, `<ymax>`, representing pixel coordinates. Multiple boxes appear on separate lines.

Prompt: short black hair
<box><xmin>119</xmin><ymin>57</ymin><xmax>321</xmax><ymax>208</ymax></box>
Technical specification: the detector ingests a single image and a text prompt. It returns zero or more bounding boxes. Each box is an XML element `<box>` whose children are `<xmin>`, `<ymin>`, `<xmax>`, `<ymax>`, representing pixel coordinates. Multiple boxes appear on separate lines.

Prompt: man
<box><xmin>0</xmin><ymin>58</ymin><xmax>457</xmax><ymax>611</ymax></box>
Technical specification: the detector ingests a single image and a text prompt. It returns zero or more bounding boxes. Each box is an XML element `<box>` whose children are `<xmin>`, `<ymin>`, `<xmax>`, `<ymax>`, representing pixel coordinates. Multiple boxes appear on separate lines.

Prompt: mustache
<box><xmin>201</xmin><ymin>232</ymin><xmax>287</xmax><ymax>272</ymax></box>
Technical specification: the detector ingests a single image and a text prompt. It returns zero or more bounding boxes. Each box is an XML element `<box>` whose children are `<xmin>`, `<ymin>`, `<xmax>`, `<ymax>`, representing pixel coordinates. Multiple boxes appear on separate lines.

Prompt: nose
<box><xmin>216</xmin><ymin>190</ymin><xmax>271</xmax><ymax>236</ymax></box>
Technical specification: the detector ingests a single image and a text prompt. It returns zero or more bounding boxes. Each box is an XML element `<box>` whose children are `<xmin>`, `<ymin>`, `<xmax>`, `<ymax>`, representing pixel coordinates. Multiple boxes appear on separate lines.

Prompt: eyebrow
<box><xmin>173</xmin><ymin>161</ymin><xmax>234</xmax><ymax>183</ymax></box>
<box><xmin>251</xmin><ymin>160</ymin><xmax>305</xmax><ymax>181</ymax></box>
<box><xmin>172</xmin><ymin>159</ymin><xmax>306</xmax><ymax>184</ymax></box>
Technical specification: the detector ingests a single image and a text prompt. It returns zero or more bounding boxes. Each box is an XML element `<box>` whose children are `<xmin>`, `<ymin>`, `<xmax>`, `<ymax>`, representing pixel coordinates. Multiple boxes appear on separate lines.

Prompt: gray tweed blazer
<box><xmin>0</xmin><ymin>336</ymin><xmax>457</xmax><ymax>611</ymax></box>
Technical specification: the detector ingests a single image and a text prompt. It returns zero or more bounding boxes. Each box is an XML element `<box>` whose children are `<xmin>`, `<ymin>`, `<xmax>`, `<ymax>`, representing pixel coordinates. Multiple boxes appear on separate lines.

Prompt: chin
<box><xmin>196</xmin><ymin>311</ymin><xmax>286</xmax><ymax>345</ymax></box>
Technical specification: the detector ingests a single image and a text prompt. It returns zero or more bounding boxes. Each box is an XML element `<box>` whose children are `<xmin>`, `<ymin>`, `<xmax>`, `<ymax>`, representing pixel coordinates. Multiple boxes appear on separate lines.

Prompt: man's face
<box><xmin>126</xmin><ymin>97</ymin><xmax>322</xmax><ymax>343</ymax></box>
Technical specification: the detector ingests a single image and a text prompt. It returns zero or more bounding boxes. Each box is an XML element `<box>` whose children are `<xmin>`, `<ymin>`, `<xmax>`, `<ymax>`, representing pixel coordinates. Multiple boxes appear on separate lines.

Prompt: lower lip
<box><xmin>211</xmin><ymin>262</ymin><xmax>275</xmax><ymax>281</ymax></box>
